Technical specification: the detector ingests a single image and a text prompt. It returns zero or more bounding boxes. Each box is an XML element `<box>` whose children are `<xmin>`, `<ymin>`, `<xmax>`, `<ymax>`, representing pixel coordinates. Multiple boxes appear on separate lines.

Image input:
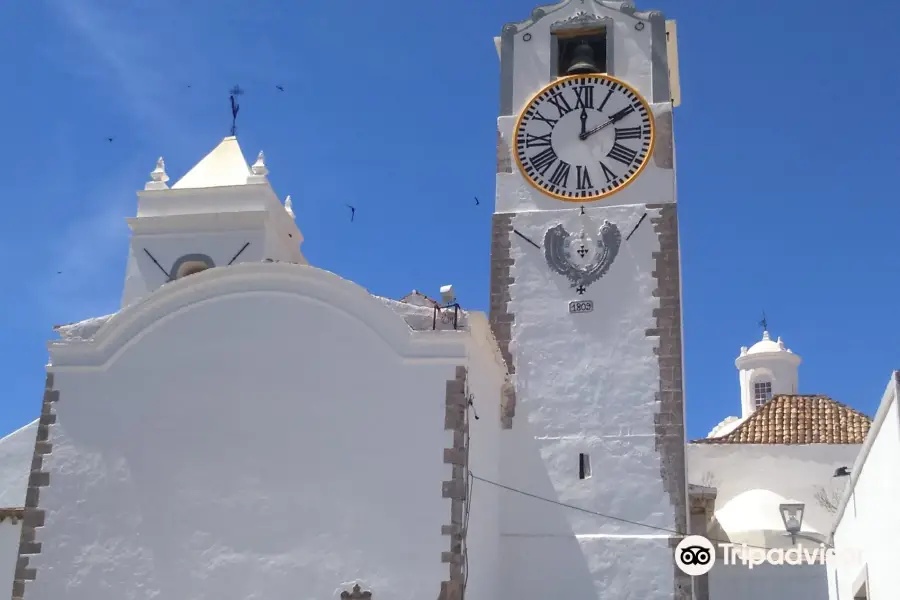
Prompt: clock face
<box><xmin>514</xmin><ymin>74</ymin><xmax>655</xmax><ymax>202</ymax></box>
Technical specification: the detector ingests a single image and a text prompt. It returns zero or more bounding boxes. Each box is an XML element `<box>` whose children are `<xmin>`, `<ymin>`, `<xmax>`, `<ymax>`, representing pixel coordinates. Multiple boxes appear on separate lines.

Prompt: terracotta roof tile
<box><xmin>692</xmin><ymin>395</ymin><xmax>871</xmax><ymax>445</ymax></box>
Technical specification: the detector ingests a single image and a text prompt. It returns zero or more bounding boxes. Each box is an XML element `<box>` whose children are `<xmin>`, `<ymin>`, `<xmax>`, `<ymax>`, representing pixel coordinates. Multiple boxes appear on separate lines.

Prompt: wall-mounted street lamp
<box><xmin>780</xmin><ymin>503</ymin><xmax>805</xmax><ymax>544</ymax></box>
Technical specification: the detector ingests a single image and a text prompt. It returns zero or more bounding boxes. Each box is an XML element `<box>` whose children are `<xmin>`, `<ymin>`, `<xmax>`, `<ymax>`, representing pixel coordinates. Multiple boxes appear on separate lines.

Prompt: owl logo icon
<box><xmin>675</xmin><ymin>535</ymin><xmax>716</xmax><ymax>576</ymax></box>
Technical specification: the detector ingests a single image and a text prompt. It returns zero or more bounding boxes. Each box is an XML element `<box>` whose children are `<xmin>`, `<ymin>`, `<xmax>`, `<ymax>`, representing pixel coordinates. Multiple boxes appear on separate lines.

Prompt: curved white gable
<box><xmin>49</xmin><ymin>262</ymin><xmax>466</xmax><ymax>369</ymax></box>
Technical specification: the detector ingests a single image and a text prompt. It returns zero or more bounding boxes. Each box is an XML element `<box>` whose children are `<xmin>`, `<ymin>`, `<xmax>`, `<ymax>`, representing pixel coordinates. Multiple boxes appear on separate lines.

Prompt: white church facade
<box><xmin>0</xmin><ymin>1</ymin><xmax>895</xmax><ymax>599</ymax></box>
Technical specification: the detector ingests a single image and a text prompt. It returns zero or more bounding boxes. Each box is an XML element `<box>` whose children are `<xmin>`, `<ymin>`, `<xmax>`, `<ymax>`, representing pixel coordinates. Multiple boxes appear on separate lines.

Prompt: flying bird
<box><xmin>276</xmin><ymin>85</ymin><xmax>284</xmax><ymax>92</ymax></box>
<box><xmin>474</xmin><ymin>196</ymin><xmax>480</xmax><ymax>205</ymax></box>
<box><xmin>106</xmin><ymin>137</ymin><xmax>114</xmax><ymax>142</ymax></box>
<box><xmin>345</xmin><ymin>204</ymin><xmax>356</xmax><ymax>222</ymax></box>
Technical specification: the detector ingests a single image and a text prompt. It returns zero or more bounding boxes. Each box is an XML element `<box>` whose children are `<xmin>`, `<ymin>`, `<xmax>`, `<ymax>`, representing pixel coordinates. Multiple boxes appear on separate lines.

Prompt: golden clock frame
<box><xmin>512</xmin><ymin>73</ymin><xmax>657</xmax><ymax>203</ymax></box>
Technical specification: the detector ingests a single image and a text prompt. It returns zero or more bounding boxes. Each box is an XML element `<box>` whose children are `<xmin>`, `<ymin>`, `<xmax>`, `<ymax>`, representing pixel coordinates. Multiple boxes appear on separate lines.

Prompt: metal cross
<box><xmin>577</xmin><ymin>245</ymin><xmax>589</xmax><ymax>257</ymax></box>
<box><xmin>576</xmin><ymin>285</ymin><xmax>586</xmax><ymax>295</ymax></box>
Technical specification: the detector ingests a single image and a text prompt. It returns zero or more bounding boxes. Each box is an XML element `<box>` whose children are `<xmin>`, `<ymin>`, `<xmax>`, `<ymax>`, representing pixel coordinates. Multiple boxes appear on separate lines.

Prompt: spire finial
<box><xmin>284</xmin><ymin>195</ymin><xmax>294</xmax><ymax>218</ymax></box>
<box><xmin>252</xmin><ymin>151</ymin><xmax>267</xmax><ymax>175</ymax></box>
<box><xmin>228</xmin><ymin>85</ymin><xmax>243</xmax><ymax>136</ymax></box>
<box><xmin>758</xmin><ymin>311</ymin><xmax>768</xmax><ymax>334</ymax></box>
<box><xmin>248</xmin><ymin>151</ymin><xmax>269</xmax><ymax>184</ymax></box>
<box><xmin>145</xmin><ymin>156</ymin><xmax>170</xmax><ymax>190</ymax></box>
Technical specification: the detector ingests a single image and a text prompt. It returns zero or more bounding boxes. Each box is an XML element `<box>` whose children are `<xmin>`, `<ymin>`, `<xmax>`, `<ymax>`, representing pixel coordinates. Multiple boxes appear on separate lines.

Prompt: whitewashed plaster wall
<box><xmin>688</xmin><ymin>444</ymin><xmax>859</xmax><ymax>546</ymax></box>
<box><xmin>25</xmin><ymin>263</ymin><xmax>472</xmax><ymax>600</ymax></box>
<box><xmin>828</xmin><ymin>374</ymin><xmax>900</xmax><ymax>600</ymax></box>
<box><xmin>460</xmin><ymin>313</ymin><xmax>505</xmax><ymax>600</ymax></box>
<box><xmin>0</xmin><ymin>420</ymin><xmax>37</xmax><ymax>510</ymax></box>
<box><xmin>496</xmin><ymin>1</ymin><xmax>674</xmax><ymax>214</ymax></box>
<box><xmin>1</xmin><ymin>519</ymin><xmax>22</xmax><ymax>600</ymax></box>
<box><xmin>0</xmin><ymin>419</ymin><xmax>37</xmax><ymax>599</ymax></box>
<box><xmin>737</xmin><ymin>360</ymin><xmax>799</xmax><ymax>418</ymax></box>
<box><xmin>122</xmin><ymin>184</ymin><xmax>303</xmax><ymax>308</ymax></box>
<box><xmin>500</xmin><ymin>0</ymin><xmax>666</xmax><ymax>116</ymax></box>
<box><xmin>498</xmin><ymin>202</ymin><xmax>681</xmax><ymax>600</ymax></box>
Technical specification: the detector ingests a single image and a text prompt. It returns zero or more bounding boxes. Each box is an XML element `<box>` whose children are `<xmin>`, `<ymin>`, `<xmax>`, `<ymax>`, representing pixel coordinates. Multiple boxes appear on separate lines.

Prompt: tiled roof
<box><xmin>692</xmin><ymin>395</ymin><xmax>871</xmax><ymax>445</ymax></box>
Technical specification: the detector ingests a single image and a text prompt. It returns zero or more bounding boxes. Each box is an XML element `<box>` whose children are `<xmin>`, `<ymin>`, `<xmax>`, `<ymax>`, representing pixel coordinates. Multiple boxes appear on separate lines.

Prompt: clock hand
<box><xmin>579</xmin><ymin>118</ymin><xmax>613</xmax><ymax>140</ymax></box>
<box><xmin>578</xmin><ymin>106</ymin><xmax>636</xmax><ymax>141</ymax></box>
<box><xmin>580</xmin><ymin>108</ymin><xmax>587</xmax><ymax>138</ymax></box>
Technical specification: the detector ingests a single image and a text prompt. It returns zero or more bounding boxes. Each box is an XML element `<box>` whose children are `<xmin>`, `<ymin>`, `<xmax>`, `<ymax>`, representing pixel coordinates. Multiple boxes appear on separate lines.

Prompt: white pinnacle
<box><xmin>145</xmin><ymin>156</ymin><xmax>170</xmax><ymax>190</ymax></box>
<box><xmin>251</xmin><ymin>151</ymin><xmax>268</xmax><ymax>177</ymax></box>
<box><xmin>285</xmin><ymin>195</ymin><xmax>294</xmax><ymax>218</ymax></box>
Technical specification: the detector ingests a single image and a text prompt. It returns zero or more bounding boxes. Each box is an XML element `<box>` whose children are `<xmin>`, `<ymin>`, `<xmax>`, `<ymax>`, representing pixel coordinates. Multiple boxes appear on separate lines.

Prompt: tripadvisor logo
<box><xmin>675</xmin><ymin>536</ymin><xmax>716</xmax><ymax>576</ymax></box>
<box><xmin>675</xmin><ymin>535</ymin><xmax>845</xmax><ymax>576</ymax></box>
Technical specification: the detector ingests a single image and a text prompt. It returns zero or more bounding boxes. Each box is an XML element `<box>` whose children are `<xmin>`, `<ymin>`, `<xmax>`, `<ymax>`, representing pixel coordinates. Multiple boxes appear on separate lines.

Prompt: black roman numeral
<box><xmin>529</xmin><ymin>147</ymin><xmax>558</xmax><ymax>176</ymax></box>
<box><xmin>608</xmin><ymin>143</ymin><xmax>637</xmax><ymax>165</ymax></box>
<box><xmin>523</xmin><ymin>133</ymin><xmax>552</xmax><ymax>148</ymax></box>
<box><xmin>547</xmin><ymin>92</ymin><xmax>574</xmax><ymax>117</ymax></box>
<box><xmin>576</xmin><ymin>165</ymin><xmax>593</xmax><ymax>190</ymax></box>
<box><xmin>598</xmin><ymin>88</ymin><xmax>614</xmax><ymax>111</ymax></box>
<box><xmin>531</xmin><ymin>110</ymin><xmax>558</xmax><ymax>127</ymax></box>
<box><xmin>548</xmin><ymin>161</ymin><xmax>571</xmax><ymax>188</ymax></box>
<box><xmin>598</xmin><ymin>161</ymin><xmax>617</xmax><ymax>183</ymax></box>
<box><xmin>615</xmin><ymin>127</ymin><xmax>643</xmax><ymax>140</ymax></box>
<box><xmin>574</xmin><ymin>86</ymin><xmax>594</xmax><ymax>109</ymax></box>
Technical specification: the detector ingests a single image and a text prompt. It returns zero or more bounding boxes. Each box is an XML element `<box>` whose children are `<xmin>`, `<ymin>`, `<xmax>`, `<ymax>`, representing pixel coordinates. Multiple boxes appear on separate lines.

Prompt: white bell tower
<box><xmin>489</xmin><ymin>2</ymin><xmax>689</xmax><ymax>599</ymax></box>
<box><xmin>121</xmin><ymin>137</ymin><xmax>306</xmax><ymax>308</ymax></box>
<box><xmin>735</xmin><ymin>330</ymin><xmax>802</xmax><ymax>418</ymax></box>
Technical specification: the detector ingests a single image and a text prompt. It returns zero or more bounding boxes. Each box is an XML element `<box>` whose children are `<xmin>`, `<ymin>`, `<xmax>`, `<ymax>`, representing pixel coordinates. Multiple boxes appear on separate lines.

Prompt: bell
<box><xmin>566</xmin><ymin>41</ymin><xmax>600</xmax><ymax>75</ymax></box>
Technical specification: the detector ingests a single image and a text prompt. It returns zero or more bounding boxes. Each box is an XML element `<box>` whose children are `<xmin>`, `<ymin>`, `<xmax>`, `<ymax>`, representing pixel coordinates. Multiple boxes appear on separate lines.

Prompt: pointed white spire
<box><xmin>248</xmin><ymin>150</ymin><xmax>268</xmax><ymax>183</ymax></box>
<box><xmin>145</xmin><ymin>157</ymin><xmax>170</xmax><ymax>190</ymax></box>
<box><xmin>284</xmin><ymin>195</ymin><xmax>294</xmax><ymax>218</ymax></box>
<box><xmin>172</xmin><ymin>137</ymin><xmax>250</xmax><ymax>189</ymax></box>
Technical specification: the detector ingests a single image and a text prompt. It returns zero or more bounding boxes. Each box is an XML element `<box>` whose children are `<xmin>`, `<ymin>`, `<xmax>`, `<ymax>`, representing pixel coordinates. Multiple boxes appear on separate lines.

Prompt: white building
<box><xmin>827</xmin><ymin>373</ymin><xmax>900</xmax><ymax>600</ymax></box>
<box><xmin>688</xmin><ymin>331</ymin><xmax>871</xmax><ymax>600</ymax></box>
<box><xmin>11</xmin><ymin>0</ymin><xmax>885</xmax><ymax>599</ymax></box>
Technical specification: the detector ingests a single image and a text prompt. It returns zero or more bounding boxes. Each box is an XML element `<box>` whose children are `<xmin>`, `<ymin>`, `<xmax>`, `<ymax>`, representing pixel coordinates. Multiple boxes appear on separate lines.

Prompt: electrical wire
<box><xmin>468</xmin><ymin>472</ymin><xmax>825</xmax><ymax>555</ymax></box>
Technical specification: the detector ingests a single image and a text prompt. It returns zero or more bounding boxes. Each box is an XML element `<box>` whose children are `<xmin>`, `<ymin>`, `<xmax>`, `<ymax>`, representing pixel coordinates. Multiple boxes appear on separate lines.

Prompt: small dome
<box><xmin>708</xmin><ymin>415</ymin><xmax>743</xmax><ymax>438</ymax></box>
<box><xmin>743</xmin><ymin>331</ymin><xmax>791</xmax><ymax>356</ymax></box>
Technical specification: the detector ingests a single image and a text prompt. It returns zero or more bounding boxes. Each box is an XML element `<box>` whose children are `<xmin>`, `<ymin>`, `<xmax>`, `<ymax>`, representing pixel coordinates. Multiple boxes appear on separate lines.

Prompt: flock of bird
<box><xmin>100</xmin><ymin>84</ymin><xmax>487</xmax><ymax>235</ymax></box>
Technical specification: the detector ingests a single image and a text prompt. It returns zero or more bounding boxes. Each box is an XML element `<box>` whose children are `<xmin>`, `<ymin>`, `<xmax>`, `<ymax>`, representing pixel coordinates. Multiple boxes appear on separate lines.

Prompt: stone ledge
<box><xmin>440</xmin><ymin>366</ymin><xmax>469</xmax><ymax>600</ymax></box>
<box><xmin>13</xmin><ymin>371</ymin><xmax>58</xmax><ymax>600</ymax></box>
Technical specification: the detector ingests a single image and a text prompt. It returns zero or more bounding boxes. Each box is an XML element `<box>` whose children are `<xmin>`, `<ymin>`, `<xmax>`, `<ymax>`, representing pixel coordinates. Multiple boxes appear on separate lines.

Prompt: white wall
<box><xmin>462</xmin><ymin>314</ymin><xmax>504</xmax><ymax>600</ymax></box>
<box><xmin>0</xmin><ymin>420</ymin><xmax>37</xmax><ymax>600</ymax></box>
<box><xmin>28</xmin><ymin>263</ymin><xmax>474</xmax><ymax>600</ymax></box>
<box><xmin>122</xmin><ymin>181</ymin><xmax>304</xmax><ymax>308</ymax></box>
<box><xmin>0</xmin><ymin>420</ymin><xmax>37</xmax><ymax>510</ymax></box>
<box><xmin>688</xmin><ymin>443</ymin><xmax>859</xmax><ymax>545</ymax></box>
<box><xmin>498</xmin><ymin>202</ymin><xmax>680</xmax><ymax>600</ymax></box>
<box><xmin>504</xmin><ymin>2</ymin><xmax>656</xmax><ymax>115</ymax></box>
<box><xmin>829</xmin><ymin>375</ymin><xmax>900</xmax><ymax>600</ymax></box>
<box><xmin>737</xmin><ymin>359</ymin><xmax>799</xmax><ymax>418</ymax></box>
<box><xmin>0</xmin><ymin>518</ymin><xmax>22</xmax><ymax>600</ymax></box>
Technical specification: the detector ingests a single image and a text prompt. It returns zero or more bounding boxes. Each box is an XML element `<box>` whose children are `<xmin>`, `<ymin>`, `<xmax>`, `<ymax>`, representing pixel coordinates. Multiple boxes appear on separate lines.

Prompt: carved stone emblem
<box><xmin>341</xmin><ymin>583</ymin><xmax>372</xmax><ymax>600</ymax></box>
<box><xmin>341</xmin><ymin>584</ymin><xmax>372</xmax><ymax>600</ymax></box>
<box><xmin>544</xmin><ymin>220</ymin><xmax>622</xmax><ymax>293</ymax></box>
<box><xmin>550</xmin><ymin>10</ymin><xmax>606</xmax><ymax>32</ymax></box>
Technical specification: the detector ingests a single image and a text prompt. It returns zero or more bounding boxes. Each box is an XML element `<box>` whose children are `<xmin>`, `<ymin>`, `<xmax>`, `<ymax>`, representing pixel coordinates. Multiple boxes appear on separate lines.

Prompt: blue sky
<box><xmin>1</xmin><ymin>0</ymin><xmax>898</xmax><ymax>440</ymax></box>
